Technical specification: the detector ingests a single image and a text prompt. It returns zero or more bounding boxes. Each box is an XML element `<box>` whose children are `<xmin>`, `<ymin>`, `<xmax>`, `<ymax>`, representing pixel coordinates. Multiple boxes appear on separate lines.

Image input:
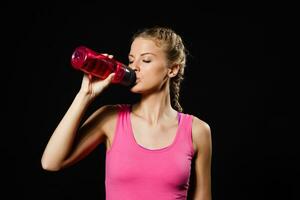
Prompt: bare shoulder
<box><xmin>82</xmin><ymin>104</ymin><xmax>119</xmax><ymax>137</ymax></box>
<box><xmin>191</xmin><ymin>116</ymin><xmax>212</xmax><ymax>153</ymax></box>
<box><xmin>100</xmin><ymin>104</ymin><xmax>119</xmax><ymax>135</ymax></box>
<box><xmin>84</xmin><ymin>104</ymin><xmax>118</xmax><ymax>123</ymax></box>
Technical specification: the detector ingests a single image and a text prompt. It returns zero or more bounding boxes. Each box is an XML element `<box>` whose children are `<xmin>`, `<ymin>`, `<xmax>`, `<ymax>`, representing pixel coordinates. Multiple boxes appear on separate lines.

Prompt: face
<box><xmin>128</xmin><ymin>38</ymin><xmax>171</xmax><ymax>94</ymax></box>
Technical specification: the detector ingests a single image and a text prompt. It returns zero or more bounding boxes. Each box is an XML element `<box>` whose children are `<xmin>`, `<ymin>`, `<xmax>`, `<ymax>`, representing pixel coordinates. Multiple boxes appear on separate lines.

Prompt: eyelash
<box><xmin>128</xmin><ymin>60</ymin><xmax>151</xmax><ymax>64</ymax></box>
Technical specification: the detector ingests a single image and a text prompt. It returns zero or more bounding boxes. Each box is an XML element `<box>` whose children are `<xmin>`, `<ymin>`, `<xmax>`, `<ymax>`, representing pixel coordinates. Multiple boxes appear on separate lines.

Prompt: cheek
<box><xmin>142</xmin><ymin>65</ymin><xmax>168</xmax><ymax>80</ymax></box>
<box><xmin>140</xmin><ymin>74</ymin><xmax>161</xmax><ymax>87</ymax></box>
<box><xmin>151</xmin><ymin>69</ymin><xmax>169</xmax><ymax>84</ymax></box>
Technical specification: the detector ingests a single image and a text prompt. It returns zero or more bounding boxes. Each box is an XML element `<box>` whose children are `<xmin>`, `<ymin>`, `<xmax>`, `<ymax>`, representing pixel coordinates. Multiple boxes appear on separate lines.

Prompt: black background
<box><xmin>2</xmin><ymin>1</ymin><xmax>295</xmax><ymax>200</ymax></box>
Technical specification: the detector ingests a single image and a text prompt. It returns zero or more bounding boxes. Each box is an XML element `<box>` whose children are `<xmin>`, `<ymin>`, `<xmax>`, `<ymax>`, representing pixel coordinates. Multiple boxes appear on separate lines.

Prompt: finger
<box><xmin>106</xmin><ymin>73</ymin><xmax>115</xmax><ymax>83</ymax></box>
<box><xmin>88</xmin><ymin>74</ymin><xmax>93</xmax><ymax>81</ymax></box>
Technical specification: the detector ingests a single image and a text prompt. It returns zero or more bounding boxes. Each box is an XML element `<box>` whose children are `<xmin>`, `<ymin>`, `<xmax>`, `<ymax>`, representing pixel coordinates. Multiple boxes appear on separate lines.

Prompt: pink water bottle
<box><xmin>71</xmin><ymin>46</ymin><xmax>136</xmax><ymax>87</ymax></box>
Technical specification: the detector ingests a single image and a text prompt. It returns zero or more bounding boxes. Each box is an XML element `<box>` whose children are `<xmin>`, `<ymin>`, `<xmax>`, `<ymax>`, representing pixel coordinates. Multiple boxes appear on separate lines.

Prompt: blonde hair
<box><xmin>132</xmin><ymin>26</ymin><xmax>187</xmax><ymax>112</ymax></box>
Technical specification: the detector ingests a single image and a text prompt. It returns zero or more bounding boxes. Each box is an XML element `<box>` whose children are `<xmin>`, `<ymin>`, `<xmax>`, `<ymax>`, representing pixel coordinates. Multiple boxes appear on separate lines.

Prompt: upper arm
<box><xmin>191</xmin><ymin>116</ymin><xmax>212</xmax><ymax>200</ymax></box>
<box><xmin>62</xmin><ymin>104</ymin><xmax>118</xmax><ymax>168</ymax></box>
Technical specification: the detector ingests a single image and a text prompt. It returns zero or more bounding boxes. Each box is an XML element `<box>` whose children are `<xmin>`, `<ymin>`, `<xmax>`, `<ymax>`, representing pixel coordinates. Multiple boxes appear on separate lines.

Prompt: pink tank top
<box><xmin>105</xmin><ymin>104</ymin><xmax>195</xmax><ymax>200</ymax></box>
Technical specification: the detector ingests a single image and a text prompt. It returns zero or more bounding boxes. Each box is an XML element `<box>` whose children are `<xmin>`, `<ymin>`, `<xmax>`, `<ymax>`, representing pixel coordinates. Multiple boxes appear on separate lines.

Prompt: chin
<box><xmin>130</xmin><ymin>84</ymin><xmax>148</xmax><ymax>94</ymax></box>
<box><xmin>130</xmin><ymin>87</ymin><xmax>143</xmax><ymax>94</ymax></box>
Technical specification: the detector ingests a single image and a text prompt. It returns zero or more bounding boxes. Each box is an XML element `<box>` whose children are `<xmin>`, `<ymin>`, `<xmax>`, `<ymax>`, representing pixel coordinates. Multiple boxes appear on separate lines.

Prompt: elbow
<box><xmin>41</xmin><ymin>157</ymin><xmax>62</xmax><ymax>172</ymax></box>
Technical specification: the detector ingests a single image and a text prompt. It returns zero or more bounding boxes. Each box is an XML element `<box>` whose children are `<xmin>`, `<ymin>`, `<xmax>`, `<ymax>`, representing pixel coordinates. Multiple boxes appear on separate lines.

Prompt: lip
<box><xmin>134</xmin><ymin>77</ymin><xmax>141</xmax><ymax>83</ymax></box>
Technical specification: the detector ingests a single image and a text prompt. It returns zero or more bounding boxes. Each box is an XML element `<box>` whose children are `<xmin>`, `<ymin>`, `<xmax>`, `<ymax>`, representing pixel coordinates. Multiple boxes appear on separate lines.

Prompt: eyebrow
<box><xmin>129</xmin><ymin>52</ymin><xmax>156</xmax><ymax>57</ymax></box>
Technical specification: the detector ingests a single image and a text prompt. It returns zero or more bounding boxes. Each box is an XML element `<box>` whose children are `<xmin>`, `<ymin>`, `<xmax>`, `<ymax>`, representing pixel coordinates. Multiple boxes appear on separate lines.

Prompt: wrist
<box><xmin>76</xmin><ymin>90</ymin><xmax>95</xmax><ymax>104</ymax></box>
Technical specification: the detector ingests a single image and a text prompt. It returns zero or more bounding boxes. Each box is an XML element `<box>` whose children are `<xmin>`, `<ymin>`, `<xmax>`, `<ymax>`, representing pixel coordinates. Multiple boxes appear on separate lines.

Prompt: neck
<box><xmin>132</xmin><ymin>86</ymin><xmax>177</xmax><ymax>125</ymax></box>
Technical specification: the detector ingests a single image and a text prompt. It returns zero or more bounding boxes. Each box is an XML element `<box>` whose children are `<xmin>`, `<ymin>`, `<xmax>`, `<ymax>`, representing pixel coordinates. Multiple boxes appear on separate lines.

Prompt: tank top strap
<box><xmin>112</xmin><ymin>105</ymin><xmax>195</xmax><ymax>156</ymax></box>
<box><xmin>106</xmin><ymin>104</ymin><xmax>131</xmax><ymax>155</ymax></box>
<box><xmin>115</xmin><ymin>104</ymin><xmax>131</xmax><ymax>132</ymax></box>
<box><xmin>177</xmin><ymin>113</ymin><xmax>195</xmax><ymax>156</ymax></box>
<box><xmin>116</xmin><ymin>104</ymin><xmax>131</xmax><ymax>112</ymax></box>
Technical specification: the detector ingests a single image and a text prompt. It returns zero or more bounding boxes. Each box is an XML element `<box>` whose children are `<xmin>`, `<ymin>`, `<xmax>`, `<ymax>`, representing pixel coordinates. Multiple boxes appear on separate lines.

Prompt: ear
<box><xmin>168</xmin><ymin>64</ymin><xmax>180</xmax><ymax>78</ymax></box>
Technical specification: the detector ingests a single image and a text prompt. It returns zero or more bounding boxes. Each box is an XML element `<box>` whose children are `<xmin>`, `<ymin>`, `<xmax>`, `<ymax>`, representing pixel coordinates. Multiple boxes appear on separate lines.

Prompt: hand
<box><xmin>78</xmin><ymin>54</ymin><xmax>115</xmax><ymax>100</ymax></box>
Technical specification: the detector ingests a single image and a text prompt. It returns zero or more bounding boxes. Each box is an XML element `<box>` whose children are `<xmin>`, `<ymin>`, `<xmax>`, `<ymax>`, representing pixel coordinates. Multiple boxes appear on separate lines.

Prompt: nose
<box><xmin>130</xmin><ymin>62</ymin><xmax>140</xmax><ymax>72</ymax></box>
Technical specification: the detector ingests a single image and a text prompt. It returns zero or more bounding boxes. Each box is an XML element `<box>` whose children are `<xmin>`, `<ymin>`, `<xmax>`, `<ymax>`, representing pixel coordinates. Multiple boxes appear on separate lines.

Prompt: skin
<box><xmin>41</xmin><ymin>38</ymin><xmax>212</xmax><ymax>200</ymax></box>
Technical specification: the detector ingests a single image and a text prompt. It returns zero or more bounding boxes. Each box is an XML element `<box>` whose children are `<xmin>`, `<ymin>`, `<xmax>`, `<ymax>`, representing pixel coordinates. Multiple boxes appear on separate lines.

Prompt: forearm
<box><xmin>41</xmin><ymin>92</ymin><xmax>92</xmax><ymax>171</ymax></box>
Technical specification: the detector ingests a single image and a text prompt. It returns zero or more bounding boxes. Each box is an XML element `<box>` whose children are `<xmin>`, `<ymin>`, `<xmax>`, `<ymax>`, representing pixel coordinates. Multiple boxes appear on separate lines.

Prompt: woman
<box><xmin>41</xmin><ymin>26</ymin><xmax>212</xmax><ymax>200</ymax></box>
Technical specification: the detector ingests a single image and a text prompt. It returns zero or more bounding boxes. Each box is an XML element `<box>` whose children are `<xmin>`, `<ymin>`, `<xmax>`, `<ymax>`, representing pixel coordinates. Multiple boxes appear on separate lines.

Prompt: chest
<box><xmin>131</xmin><ymin>116</ymin><xmax>179</xmax><ymax>150</ymax></box>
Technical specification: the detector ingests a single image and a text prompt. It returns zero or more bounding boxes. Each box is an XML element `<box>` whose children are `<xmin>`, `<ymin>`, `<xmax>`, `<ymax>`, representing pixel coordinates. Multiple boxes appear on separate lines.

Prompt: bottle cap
<box><xmin>120</xmin><ymin>67</ymin><xmax>136</xmax><ymax>87</ymax></box>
